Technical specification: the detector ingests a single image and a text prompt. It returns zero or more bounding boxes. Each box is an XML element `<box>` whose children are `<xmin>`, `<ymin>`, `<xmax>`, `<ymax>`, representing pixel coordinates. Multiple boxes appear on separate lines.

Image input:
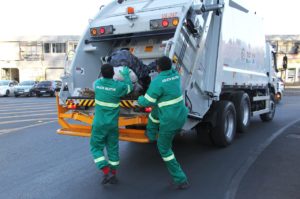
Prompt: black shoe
<box><xmin>101</xmin><ymin>174</ymin><xmax>110</xmax><ymax>185</ymax></box>
<box><xmin>108</xmin><ymin>175</ymin><xmax>118</xmax><ymax>184</ymax></box>
<box><xmin>175</xmin><ymin>181</ymin><xmax>190</xmax><ymax>190</ymax></box>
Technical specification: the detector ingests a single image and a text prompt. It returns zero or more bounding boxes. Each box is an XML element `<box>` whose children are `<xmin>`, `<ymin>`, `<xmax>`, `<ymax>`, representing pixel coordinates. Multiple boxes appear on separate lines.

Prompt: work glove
<box><xmin>119</xmin><ymin>66</ymin><xmax>130</xmax><ymax>77</ymax></box>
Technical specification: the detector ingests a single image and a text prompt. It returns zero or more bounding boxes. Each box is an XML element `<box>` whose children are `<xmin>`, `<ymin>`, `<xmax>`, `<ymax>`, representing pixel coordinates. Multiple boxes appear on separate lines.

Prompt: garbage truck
<box><xmin>56</xmin><ymin>0</ymin><xmax>279</xmax><ymax>147</ymax></box>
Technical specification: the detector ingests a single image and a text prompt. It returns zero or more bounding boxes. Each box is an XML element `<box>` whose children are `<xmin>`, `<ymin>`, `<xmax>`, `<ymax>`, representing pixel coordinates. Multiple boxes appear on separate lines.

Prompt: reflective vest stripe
<box><xmin>94</xmin><ymin>156</ymin><xmax>105</xmax><ymax>163</ymax></box>
<box><xmin>158</xmin><ymin>96</ymin><xmax>183</xmax><ymax>108</ymax></box>
<box><xmin>149</xmin><ymin>113</ymin><xmax>160</xmax><ymax>124</ymax></box>
<box><xmin>95</xmin><ymin>99</ymin><xmax>119</xmax><ymax>108</ymax></box>
<box><xmin>108</xmin><ymin>160</ymin><xmax>120</xmax><ymax>166</ymax></box>
<box><xmin>162</xmin><ymin>154</ymin><xmax>175</xmax><ymax>162</ymax></box>
<box><xmin>127</xmin><ymin>85</ymin><xmax>131</xmax><ymax>94</ymax></box>
<box><xmin>145</xmin><ymin>94</ymin><xmax>157</xmax><ymax>103</ymax></box>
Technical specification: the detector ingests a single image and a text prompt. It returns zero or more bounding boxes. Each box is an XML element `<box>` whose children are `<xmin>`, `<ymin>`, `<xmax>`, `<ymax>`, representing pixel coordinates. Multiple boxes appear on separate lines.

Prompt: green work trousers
<box><xmin>146</xmin><ymin>107</ymin><xmax>159</xmax><ymax>142</ymax></box>
<box><xmin>90</xmin><ymin>125</ymin><xmax>119</xmax><ymax>170</ymax></box>
<box><xmin>157</xmin><ymin>130</ymin><xmax>187</xmax><ymax>184</ymax></box>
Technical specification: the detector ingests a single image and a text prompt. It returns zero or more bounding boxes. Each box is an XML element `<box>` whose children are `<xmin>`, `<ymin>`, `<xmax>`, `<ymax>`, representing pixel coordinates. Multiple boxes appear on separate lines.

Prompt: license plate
<box><xmin>41</xmin><ymin>91</ymin><xmax>46</xmax><ymax>93</ymax></box>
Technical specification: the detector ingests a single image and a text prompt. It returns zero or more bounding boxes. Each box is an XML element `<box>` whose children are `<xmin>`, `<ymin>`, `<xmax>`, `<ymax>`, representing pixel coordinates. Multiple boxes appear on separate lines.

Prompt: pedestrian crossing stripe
<box><xmin>65</xmin><ymin>99</ymin><xmax>139</xmax><ymax>108</ymax></box>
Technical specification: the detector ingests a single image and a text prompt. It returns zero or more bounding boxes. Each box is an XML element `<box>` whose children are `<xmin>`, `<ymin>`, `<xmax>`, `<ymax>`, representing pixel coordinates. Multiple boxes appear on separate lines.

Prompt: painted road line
<box><xmin>0</xmin><ymin>112</ymin><xmax>57</xmax><ymax>120</ymax></box>
<box><xmin>0</xmin><ymin>120</ymin><xmax>57</xmax><ymax>135</ymax></box>
<box><xmin>0</xmin><ymin>109</ymin><xmax>56</xmax><ymax>116</ymax></box>
<box><xmin>0</xmin><ymin>103</ymin><xmax>56</xmax><ymax>109</ymax></box>
<box><xmin>0</xmin><ymin>106</ymin><xmax>55</xmax><ymax>112</ymax></box>
<box><xmin>0</xmin><ymin>118</ymin><xmax>57</xmax><ymax>125</ymax></box>
<box><xmin>0</xmin><ymin>101</ymin><xmax>55</xmax><ymax>105</ymax></box>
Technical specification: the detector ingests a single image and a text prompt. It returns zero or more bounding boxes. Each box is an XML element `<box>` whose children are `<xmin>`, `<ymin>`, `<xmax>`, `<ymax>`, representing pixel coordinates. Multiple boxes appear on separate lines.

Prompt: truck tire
<box><xmin>231</xmin><ymin>92</ymin><xmax>251</xmax><ymax>133</ymax></box>
<box><xmin>260</xmin><ymin>93</ymin><xmax>276</xmax><ymax>122</ymax></box>
<box><xmin>211</xmin><ymin>101</ymin><xmax>236</xmax><ymax>147</ymax></box>
<box><xmin>195</xmin><ymin>123</ymin><xmax>214</xmax><ymax>146</ymax></box>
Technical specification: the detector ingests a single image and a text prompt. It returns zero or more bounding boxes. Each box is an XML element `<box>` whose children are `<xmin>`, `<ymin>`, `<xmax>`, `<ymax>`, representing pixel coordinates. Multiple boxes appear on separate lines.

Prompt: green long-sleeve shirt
<box><xmin>138</xmin><ymin>69</ymin><xmax>188</xmax><ymax>131</ymax></box>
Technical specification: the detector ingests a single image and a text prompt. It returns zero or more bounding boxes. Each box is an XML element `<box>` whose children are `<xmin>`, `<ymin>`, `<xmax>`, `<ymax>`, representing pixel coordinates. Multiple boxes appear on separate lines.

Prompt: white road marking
<box><xmin>0</xmin><ymin>106</ymin><xmax>54</xmax><ymax>112</ymax></box>
<box><xmin>0</xmin><ymin>118</ymin><xmax>57</xmax><ymax>125</ymax></box>
<box><xmin>0</xmin><ymin>109</ymin><xmax>55</xmax><ymax>116</ymax></box>
<box><xmin>0</xmin><ymin>112</ymin><xmax>57</xmax><ymax>119</ymax></box>
<box><xmin>0</xmin><ymin>120</ymin><xmax>57</xmax><ymax>135</ymax></box>
<box><xmin>0</xmin><ymin>103</ymin><xmax>56</xmax><ymax>109</ymax></box>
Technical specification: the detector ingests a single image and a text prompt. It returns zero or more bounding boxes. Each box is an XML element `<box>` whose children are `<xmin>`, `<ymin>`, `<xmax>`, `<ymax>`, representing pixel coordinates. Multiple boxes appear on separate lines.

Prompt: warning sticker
<box><xmin>75</xmin><ymin>67</ymin><xmax>85</xmax><ymax>75</ymax></box>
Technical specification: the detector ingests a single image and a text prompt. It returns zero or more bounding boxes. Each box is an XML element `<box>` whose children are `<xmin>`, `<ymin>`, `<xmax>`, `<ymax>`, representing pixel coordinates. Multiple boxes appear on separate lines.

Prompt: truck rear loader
<box><xmin>56</xmin><ymin>0</ymin><xmax>278</xmax><ymax>147</ymax></box>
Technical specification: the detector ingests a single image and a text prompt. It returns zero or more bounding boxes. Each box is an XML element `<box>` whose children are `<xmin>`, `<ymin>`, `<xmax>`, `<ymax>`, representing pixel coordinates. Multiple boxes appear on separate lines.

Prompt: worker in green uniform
<box><xmin>90</xmin><ymin>64</ymin><xmax>133</xmax><ymax>184</ymax></box>
<box><xmin>138</xmin><ymin>56</ymin><xmax>189</xmax><ymax>189</ymax></box>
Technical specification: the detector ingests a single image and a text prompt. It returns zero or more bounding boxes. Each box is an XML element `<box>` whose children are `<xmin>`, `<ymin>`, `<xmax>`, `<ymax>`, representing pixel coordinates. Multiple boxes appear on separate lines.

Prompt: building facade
<box><xmin>1</xmin><ymin>35</ymin><xmax>300</xmax><ymax>84</ymax></box>
<box><xmin>0</xmin><ymin>36</ymin><xmax>80</xmax><ymax>82</ymax></box>
<box><xmin>266</xmin><ymin>35</ymin><xmax>300</xmax><ymax>83</ymax></box>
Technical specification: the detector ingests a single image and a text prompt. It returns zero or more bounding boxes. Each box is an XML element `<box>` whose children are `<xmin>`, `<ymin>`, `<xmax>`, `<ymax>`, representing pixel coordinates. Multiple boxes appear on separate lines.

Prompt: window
<box><xmin>52</xmin><ymin>43</ymin><xmax>66</xmax><ymax>53</ymax></box>
<box><xmin>20</xmin><ymin>42</ymin><xmax>43</xmax><ymax>61</ymax></box>
<box><xmin>44</xmin><ymin>43</ymin><xmax>50</xmax><ymax>53</ymax></box>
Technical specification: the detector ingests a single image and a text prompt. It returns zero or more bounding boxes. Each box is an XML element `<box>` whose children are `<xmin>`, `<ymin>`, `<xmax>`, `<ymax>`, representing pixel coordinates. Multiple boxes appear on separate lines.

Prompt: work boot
<box><xmin>101</xmin><ymin>174</ymin><xmax>110</xmax><ymax>184</ymax></box>
<box><xmin>108</xmin><ymin>170</ymin><xmax>118</xmax><ymax>184</ymax></box>
<box><xmin>108</xmin><ymin>175</ymin><xmax>118</xmax><ymax>184</ymax></box>
<box><xmin>176</xmin><ymin>181</ymin><xmax>190</xmax><ymax>190</ymax></box>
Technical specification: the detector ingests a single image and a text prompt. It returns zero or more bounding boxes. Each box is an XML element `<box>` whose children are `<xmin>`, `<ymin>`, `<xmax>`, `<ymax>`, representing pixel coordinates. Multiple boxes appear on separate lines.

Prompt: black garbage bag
<box><xmin>109</xmin><ymin>49</ymin><xmax>149</xmax><ymax>80</ymax></box>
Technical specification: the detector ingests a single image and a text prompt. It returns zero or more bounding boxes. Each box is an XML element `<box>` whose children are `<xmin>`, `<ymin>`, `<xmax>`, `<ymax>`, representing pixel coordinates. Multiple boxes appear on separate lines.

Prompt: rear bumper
<box><xmin>14</xmin><ymin>91</ymin><xmax>31</xmax><ymax>96</ymax></box>
<box><xmin>36</xmin><ymin>90</ymin><xmax>54</xmax><ymax>95</ymax></box>
<box><xmin>56</xmin><ymin>95</ymin><xmax>150</xmax><ymax>143</ymax></box>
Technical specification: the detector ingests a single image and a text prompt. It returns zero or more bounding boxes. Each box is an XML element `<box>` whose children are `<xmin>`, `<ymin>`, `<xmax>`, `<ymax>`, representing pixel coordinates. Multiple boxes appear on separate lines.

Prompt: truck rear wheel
<box><xmin>211</xmin><ymin>101</ymin><xmax>236</xmax><ymax>147</ymax></box>
<box><xmin>231</xmin><ymin>92</ymin><xmax>251</xmax><ymax>133</ymax></box>
<box><xmin>260</xmin><ymin>93</ymin><xmax>276</xmax><ymax>122</ymax></box>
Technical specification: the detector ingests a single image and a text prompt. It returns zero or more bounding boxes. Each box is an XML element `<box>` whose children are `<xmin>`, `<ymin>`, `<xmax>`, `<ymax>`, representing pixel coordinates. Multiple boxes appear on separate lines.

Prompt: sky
<box><xmin>0</xmin><ymin>0</ymin><xmax>299</xmax><ymax>38</ymax></box>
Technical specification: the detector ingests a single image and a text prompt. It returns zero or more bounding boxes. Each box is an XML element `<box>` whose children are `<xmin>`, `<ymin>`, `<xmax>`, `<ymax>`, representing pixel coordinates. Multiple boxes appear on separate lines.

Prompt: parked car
<box><xmin>35</xmin><ymin>80</ymin><xmax>62</xmax><ymax>97</ymax></box>
<box><xmin>14</xmin><ymin>80</ymin><xmax>38</xmax><ymax>97</ymax></box>
<box><xmin>0</xmin><ymin>80</ymin><xmax>18</xmax><ymax>97</ymax></box>
<box><xmin>276</xmin><ymin>77</ymin><xmax>285</xmax><ymax>102</ymax></box>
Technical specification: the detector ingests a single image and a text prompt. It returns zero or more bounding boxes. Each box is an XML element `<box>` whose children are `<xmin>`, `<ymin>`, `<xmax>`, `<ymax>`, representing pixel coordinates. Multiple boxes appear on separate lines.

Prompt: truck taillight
<box><xmin>90</xmin><ymin>28</ymin><xmax>97</xmax><ymax>36</ymax></box>
<box><xmin>150</xmin><ymin>17</ymin><xmax>179</xmax><ymax>30</ymax></box>
<box><xmin>90</xmin><ymin>25</ymin><xmax>114</xmax><ymax>37</ymax></box>
<box><xmin>162</xmin><ymin>19</ymin><xmax>169</xmax><ymax>27</ymax></box>
<box><xmin>99</xmin><ymin>27</ymin><xmax>106</xmax><ymax>35</ymax></box>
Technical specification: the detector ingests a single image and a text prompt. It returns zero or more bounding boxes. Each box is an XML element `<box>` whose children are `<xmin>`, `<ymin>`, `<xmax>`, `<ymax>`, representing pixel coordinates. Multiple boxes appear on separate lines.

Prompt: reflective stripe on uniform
<box><xmin>162</xmin><ymin>154</ymin><xmax>175</xmax><ymax>162</ymax></box>
<box><xmin>94</xmin><ymin>156</ymin><xmax>105</xmax><ymax>163</ymax></box>
<box><xmin>149</xmin><ymin>113</ymin><xmax>160</xmax><ymax>124</ymax></box>
<box><xmin>145</xmin><ymin>94</ymin><xmax>157</xmax><ymax>103</ymax></box>
<box><xmin>95</xmin><ymin>99</ymin><xmax>119</xmax><ymax>108</ymax></box>
<box><xmin>108</xmin><ymin>160</ymin><xmax>120</xmax><ymax>166</ymax></box>
<box><xmin>127</xmin><ymin>85</ymin><xmax>131</xmax><ymax>94</ymax></box>
<box><xmin>158</xmin><ymin>96</ymin><xmax>183</xmax><ymax>108</ymax></box>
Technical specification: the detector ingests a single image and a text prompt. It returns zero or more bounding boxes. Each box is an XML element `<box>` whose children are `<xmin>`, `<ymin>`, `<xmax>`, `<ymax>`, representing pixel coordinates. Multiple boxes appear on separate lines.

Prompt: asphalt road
<box><xmin>0</xmin><ymin>94</ymin><xmax>299</xmax><ymax>199</ymax></box>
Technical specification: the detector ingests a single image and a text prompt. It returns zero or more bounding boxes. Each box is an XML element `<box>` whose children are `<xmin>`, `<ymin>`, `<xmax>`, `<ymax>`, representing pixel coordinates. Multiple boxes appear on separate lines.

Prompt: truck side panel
<box><xmin>216</xmin><ymin>1</ymin><xmax>268</xmax><ymax>92</ymax></box>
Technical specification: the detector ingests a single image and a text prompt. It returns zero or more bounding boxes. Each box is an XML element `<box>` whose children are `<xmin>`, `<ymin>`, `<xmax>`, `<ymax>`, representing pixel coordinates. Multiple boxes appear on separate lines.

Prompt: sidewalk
<box><xmin>235</xmin><ymin>121</ymin><xmax>300</xmax><ymax>199</ymax></box>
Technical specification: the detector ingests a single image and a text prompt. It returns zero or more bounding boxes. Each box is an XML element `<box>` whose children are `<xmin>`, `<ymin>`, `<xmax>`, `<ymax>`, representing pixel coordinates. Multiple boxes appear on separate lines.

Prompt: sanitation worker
<box><xmin>90</xmin><ymin>64</ymin><xmax>133</xmax><ymax>184</ymax></box>
<box><xmin>138</xmin><ymin>56</ymin><xmax>189</xmax><ymax>189</ymax></box>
